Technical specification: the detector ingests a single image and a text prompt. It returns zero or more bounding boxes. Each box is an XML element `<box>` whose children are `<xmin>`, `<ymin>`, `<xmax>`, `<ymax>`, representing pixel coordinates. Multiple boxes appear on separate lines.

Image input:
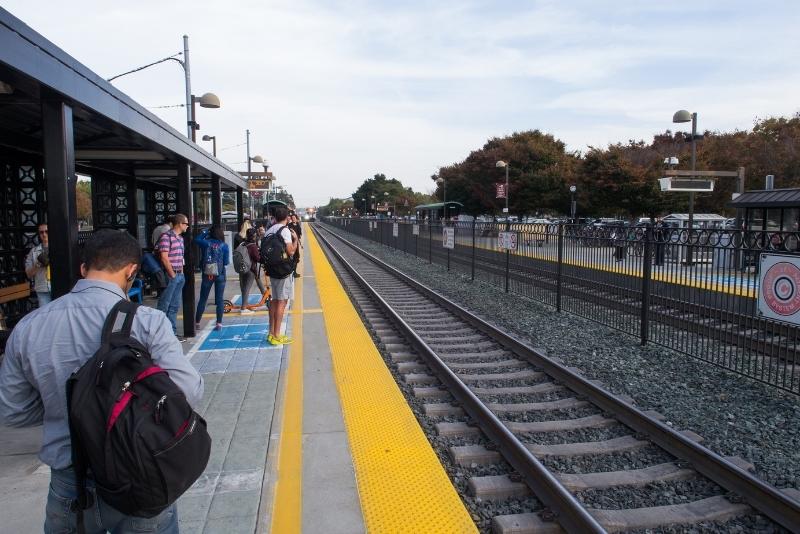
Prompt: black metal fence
<box><xmin>326</xmin><ymin>218</ymin><xmax>800</xmax><ymax>394</ymax></box>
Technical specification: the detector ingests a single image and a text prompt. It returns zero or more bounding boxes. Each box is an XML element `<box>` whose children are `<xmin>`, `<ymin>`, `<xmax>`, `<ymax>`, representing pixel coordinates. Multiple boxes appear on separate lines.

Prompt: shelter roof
<box><xmin>0</xmin><ymin>8</ymin><xmax>245</xmax><ymax>190</ymax></box>
<box><xmin>728</xmin><ymin>189</ymin><xmax>800</xmax><ymax>208</ymax></box>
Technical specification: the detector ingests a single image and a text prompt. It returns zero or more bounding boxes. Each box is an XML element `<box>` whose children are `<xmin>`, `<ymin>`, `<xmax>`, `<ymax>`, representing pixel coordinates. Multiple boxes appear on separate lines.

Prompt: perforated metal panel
<box><xmin>0</xmin><ymin>161</ymin><xmax>46</xmax><ymax>324</ymax></box>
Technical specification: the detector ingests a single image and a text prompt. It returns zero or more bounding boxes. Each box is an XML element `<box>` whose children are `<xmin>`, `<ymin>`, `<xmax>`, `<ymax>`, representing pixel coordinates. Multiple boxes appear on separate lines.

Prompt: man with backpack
<box><xmin>261</xmin><ymin>205</ymin><xmax>298</xmax><ymax>345</ymax></box>
<box><xmin>0</xmin><ymin>229</ymin><xmax>204</xmax><ymax>533</ymax></box>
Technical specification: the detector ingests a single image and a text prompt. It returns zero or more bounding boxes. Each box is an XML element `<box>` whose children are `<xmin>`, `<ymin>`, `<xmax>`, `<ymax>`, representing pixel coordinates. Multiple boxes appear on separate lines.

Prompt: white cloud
<box><xmin>3</xmin><ymin>0</ymin><xmax>799</xmax><ymax>206</ymax></box>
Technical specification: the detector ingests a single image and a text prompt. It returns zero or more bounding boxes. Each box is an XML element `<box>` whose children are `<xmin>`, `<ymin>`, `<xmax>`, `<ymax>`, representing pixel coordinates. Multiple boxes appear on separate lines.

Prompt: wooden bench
<box><xmin>0</xmin><ymin>282</ymin><xmax>31</xmax><ymax>354</ymax></box>
<box><xmin>0</xmin><ymin>282</ymin><xmax>31</xmax><ymax>306</ymax></box>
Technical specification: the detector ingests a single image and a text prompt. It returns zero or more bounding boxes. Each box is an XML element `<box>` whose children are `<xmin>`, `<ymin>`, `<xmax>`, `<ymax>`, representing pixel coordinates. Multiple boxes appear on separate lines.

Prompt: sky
<box><xmin>4</xmin><ymin>1</ymin><xmax>800</xmax><ymax>207</ymax></box>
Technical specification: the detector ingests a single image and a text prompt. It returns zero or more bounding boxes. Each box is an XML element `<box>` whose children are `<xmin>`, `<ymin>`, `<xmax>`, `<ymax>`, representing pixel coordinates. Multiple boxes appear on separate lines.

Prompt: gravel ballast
<box><xmin>322</xmin><ymin>224</ymin><xmax>800</xmax><ymax>493</ymax></box>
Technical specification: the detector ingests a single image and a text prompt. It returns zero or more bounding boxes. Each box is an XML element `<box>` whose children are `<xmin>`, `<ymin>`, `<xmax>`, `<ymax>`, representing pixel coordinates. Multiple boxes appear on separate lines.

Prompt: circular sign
<box><xmin>762</xmin><ymin>261</ymin><xmax>800</xmax><ymax>316</ymax></box>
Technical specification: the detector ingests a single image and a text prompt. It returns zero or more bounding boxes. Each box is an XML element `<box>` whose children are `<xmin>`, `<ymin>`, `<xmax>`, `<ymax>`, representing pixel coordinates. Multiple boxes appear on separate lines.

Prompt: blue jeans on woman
<box><xmin>44</xmin><ymin>467</ymin><xmax>178</xmax><ymax>533</ymax></box>
<box><xmin>156</xmin><ymin>273</ymin><xmax>185</xmax><ymax>334</ymax></box>
<box><xmin>195</xmin><ymin>274</ymin><xmax>226</xmax><ymax>325</ymax></box>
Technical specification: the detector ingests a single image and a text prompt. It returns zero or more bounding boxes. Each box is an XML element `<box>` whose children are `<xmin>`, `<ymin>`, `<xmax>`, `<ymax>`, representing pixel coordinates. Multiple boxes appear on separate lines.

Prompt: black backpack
<box><xmin>260</xmin><ymin>225</ymin><xmax>295</xmax><ymax>279</ymax></box>
<box><xmin>67</xmin><ymin>301</ymin><xmax>211</xmax><ymax>523</ymax></box>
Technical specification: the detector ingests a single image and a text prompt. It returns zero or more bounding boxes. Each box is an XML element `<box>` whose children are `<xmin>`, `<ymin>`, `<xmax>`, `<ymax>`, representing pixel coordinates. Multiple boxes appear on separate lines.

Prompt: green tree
<box><xmin>433</xmin><ymin>130</ymin><xmax>580</xmax><ymax>217</ymax></box>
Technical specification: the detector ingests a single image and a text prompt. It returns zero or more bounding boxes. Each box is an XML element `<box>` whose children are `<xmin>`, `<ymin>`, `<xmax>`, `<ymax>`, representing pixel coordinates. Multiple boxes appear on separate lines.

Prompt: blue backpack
<box><xmin>204</xmin><ymin>242</ymin><xmax>223</xmax><ymax>276</ymax></box>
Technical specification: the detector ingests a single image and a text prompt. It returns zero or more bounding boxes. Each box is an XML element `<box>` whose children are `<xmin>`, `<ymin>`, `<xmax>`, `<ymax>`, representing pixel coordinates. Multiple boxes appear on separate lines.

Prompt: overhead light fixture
<box><xmin>0</xmin><ymin>81</ymin><xmax>13</xmax><ymax>95</ymax></box>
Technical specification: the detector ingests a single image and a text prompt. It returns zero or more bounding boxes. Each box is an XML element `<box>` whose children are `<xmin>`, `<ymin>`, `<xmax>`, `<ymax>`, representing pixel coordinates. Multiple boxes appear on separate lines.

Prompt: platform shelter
<box><xmin>0</xmin><ymin>8</ymin><xmax>248</xmax><ymax>336</ymax></box>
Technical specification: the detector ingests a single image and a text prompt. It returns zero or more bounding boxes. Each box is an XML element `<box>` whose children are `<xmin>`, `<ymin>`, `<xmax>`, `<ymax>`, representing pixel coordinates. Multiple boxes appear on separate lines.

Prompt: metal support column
<box><xmin>236</xmin><ymin>187</ymin><xmax>244</xmax><ymax>230</ymax></box>
<box><xmin>211</xmin><ymin>176</ymin><xmax>222</xmax><ymax>226</ymax></box>
<box><xmin>505</xmin><ymin>220</ymin><xmax>511</xmax><ymax>293</ymax></box>
<box><xmin>177</xmin><ymin>161</ymin><xmax>196</xmax><ymax>338</ymax></box>
<box><xmin>641</xmin><ymin>226</ymin><xmax>654</xmax><ymax>345</ymax></box>
<box><xmin>471</xmin><ymin>219</ymin><xmax>476</xmax><ymax>281</ymax></box>
<box><xmin>42</xmin><ymin>98</ymin><xmax>79</xmax><ymax>298</ymax></box>
<box><xmin>556</xmin><ymin>223</ymin><xmax>564</xmax><ymax>312</ymax></box>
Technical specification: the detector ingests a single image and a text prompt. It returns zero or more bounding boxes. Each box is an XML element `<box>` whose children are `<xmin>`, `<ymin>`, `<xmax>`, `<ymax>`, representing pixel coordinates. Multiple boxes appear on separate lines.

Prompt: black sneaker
<box><xmin>177</xmin><ymin>336</ymin><xmax>189</xmax><ymax>343</ymax></box>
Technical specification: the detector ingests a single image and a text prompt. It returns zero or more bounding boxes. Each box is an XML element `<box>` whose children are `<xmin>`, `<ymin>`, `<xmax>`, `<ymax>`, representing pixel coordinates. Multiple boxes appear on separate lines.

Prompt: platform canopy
<box><xmin>0</xmin><ymin>8</ymin><xmax>246</xmax><ymax>192</ymax></box>
<box><xmin>728</xmin><ymin>188</ymin><xmax>800</xmax><ymax>208</ymax></box>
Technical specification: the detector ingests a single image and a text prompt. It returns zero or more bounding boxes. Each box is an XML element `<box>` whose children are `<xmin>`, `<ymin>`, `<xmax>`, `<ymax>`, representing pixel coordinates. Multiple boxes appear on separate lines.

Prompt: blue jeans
<box><xmin>156</xmin><ymin>273</ymin><xmax>185</xmax><ymax>334</ymax></box>
<box><xmin>196</xmin><ymin>274</ymin><xmax>226</xmax><ymax>324</ymax></box>
<box><xmin>44</xmin><ymin>467</ymin><xmax>178</xmax><ymax>533</ymax></box>
<box><xmin>37</xmin><ymin>291</ymin><xmax>52</xmax><ymax>307</ymax></box>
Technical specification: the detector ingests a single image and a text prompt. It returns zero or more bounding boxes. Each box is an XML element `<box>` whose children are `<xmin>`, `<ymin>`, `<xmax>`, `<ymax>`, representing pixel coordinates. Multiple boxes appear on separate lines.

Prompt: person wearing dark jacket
<box><xmin>287</xmin><ymin>214</ymin><xmax>302</xmax><ymax>278</ymax></box>
<box><xmin>239</xmin><ymin>228</ymin><xmax>266</xmax><ymax>314</ymax></box>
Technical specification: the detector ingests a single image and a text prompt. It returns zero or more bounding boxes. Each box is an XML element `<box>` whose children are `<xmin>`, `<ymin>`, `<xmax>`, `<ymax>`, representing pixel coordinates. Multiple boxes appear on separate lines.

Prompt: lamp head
<box><xmin>496</xmin><ymin>160</ymin><xmax>507</xmax><ymax>168</ymax></box>
<box><xmin>384</xmin><ymin>192</ymin><xmax>389</xmax><ymax>196</ymax></box>
<box><xmin>435</xmin><ymin>177</ymin><xmax>444</xmax><ymax>185</ymax></box>
<box><xmin>569</xmin><ymin>185</ymin><xmax>577</xmax><ymax>193</ymax></box>
<box><xmin>672</xmin><ymin>110</ymin><xmax>692</xmax><ymax>123</ymax></box>
<box><xmin>201</xmin><ymin>134</ymin><xmax>214</xmax><ymax>141</ymax></box>
<box><xmin>198</xmin><ymin>92</ymin><xmax>221</xmax><ymax>109</ymax></box>
<box><xmin>251</xmin><ymin>155</ymin><xmax>264</xmax><ymax>164</ymax></box>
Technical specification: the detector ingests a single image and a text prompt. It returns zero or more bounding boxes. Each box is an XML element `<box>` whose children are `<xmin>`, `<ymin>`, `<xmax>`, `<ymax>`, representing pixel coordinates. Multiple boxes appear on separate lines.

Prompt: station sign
<box><xmin>658</xmin><ymin>177</ymin><xmax>714</xmax><ymax>192</ymax></box>
<box><xmin>498</xmin><ymin>231</ymin><xmax>517</xmax><ymax>250</ymax></box>
<box><xmin>248</xmin><ymin>179</ymin><xmax>272</xmax><ymax>191</ymax></box>
<box><xmin>758</xmin><ymin>253</ymin><xmax>800</xmax><ymax>326</ymax></box>
<box><xmin>443</xmin><ymin>227</ymin><xmax>455</xmax><ymax>249</ymax></box>
<box><xmin>412</xmin><ymin>225</ymin><xmax>419</xmax><ymax>236</ymax></box>
<box><xmin>392</xmin><ymin>223</ymin><xmax>399</xmax><ymax>237</ymax></box>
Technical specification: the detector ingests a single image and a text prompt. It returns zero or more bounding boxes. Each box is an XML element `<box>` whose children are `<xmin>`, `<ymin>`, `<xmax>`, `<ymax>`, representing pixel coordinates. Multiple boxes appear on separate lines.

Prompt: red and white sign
<box><xmin>443</xmin><ymin>227</ymin><xmax>455</xmax><ymax>249</ymax></box>
<box><xmin>498</xmin><ymin>231</ymin><xmax>517</xmax><ymax>250</ymax></box>
<box><xmin>758</xmin><ymin>254</ymin><xmax>800</xmax><ymax>324</ymax></box>
<box><xmin>495</xmin><ymin>183</ymin><xmax>507</xmax><ymax>199</ymax></box>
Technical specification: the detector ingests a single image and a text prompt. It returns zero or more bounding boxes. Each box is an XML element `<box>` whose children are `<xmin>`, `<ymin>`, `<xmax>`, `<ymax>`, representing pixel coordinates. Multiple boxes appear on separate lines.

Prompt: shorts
<box><xmin>270</xmin><ymin>275</ymin><xmax>295</xmax><ymax>301</ymax></box>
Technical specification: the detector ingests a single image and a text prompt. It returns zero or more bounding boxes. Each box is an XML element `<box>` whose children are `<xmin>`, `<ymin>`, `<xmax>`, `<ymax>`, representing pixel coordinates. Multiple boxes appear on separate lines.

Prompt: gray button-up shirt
<box><xmin>0</xmin><ymin>279</ymin><xmax>203</xmax><ymax>469</ymax></box>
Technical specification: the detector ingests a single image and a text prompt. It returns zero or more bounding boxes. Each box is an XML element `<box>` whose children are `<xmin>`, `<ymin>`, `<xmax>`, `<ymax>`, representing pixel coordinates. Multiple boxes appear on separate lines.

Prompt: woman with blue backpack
<box><xmin>195</xmin><ymin>225</ymin><xmax>229</xmax><ymax>331</ymax></box>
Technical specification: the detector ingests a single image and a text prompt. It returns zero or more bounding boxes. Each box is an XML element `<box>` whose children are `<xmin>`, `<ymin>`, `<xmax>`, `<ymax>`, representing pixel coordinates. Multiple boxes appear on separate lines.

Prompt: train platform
<box><xmin>0</xmin><ymin>225</ymin><xmax>476</xmax><ymax>533</ymax></box>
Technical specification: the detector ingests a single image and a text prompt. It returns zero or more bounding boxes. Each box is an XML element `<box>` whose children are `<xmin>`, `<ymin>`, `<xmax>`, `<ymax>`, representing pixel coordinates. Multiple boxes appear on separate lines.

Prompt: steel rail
<box><xmin>316</xmin><ymin>223</ymin><xmax>800</xmax><ymax>534</ymax></box>
<box><xmin>313</xmin><ymin>225</ymin><xmax>606</xmax><ymax>533</ymax></box>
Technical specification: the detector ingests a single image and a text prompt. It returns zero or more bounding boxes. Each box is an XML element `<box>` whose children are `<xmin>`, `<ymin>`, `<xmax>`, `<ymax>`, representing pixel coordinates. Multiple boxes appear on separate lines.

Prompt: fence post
<box><xmin>428</xmin><ymin>222</ymin><xmax>432</xmax><ymax>263</ymax></box>
<box><xmin>471</xmin><ymin>219</ymin><xmax>476</xmax><ymax>281</ymax></box>
<box><xmin>640</xmin><ymin>225</ymin><xmax>653</xmax><ymax>346</ymax></box>
<box><xmin>556</xmin><ymin>223</ymin><xmax>564</xmax><ymax>312</ymax></box>
<box><xmin>505</xmin><ymin>220</ymin><xmax>510</xmax><ymax>293</ymax></box>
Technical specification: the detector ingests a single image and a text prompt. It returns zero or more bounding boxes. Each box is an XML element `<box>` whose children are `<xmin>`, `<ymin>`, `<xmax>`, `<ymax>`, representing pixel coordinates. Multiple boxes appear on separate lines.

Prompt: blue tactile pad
<box><xmin>198</xmin><ymin>323</ymin><xmax>276</xmax><ymax>351</ymax></box>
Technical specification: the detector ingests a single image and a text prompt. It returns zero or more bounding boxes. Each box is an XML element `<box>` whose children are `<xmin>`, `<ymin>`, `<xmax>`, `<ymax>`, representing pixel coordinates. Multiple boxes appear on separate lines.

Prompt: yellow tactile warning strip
<box><xmin>307</xmin><ymin>227</ymin><xmax>478</xmax><ymax>533</ymax></box>
<box><xmin>270</xmin><ymin>262</ymin><xmax>304</xmax><ymax>532</ymax></box>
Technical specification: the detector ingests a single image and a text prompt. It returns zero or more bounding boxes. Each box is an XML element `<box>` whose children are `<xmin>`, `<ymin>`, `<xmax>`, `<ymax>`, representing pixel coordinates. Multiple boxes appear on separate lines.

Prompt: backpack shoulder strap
<box><xmin>100</xmin><ymin>300</ymin><xmax>139</xmax><ymax>345</ymax></box>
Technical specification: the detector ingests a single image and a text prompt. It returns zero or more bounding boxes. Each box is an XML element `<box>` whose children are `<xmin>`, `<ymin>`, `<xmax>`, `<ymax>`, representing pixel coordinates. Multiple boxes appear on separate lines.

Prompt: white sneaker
<box><xmin>240</xmin><ymin>308</ymin><xmax>254</xmax><ymax>315</ymax></box>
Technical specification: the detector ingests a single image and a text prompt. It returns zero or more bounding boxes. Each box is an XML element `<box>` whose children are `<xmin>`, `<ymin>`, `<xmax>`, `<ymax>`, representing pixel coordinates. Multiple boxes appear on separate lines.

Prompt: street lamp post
<box><xmin>569</xmin><ymin>185</ymin><xmax>577</xmax><ymax>223</ymax></box>
<box><xmin>436</xmin><ymin>177</ymin><xmax>447</xmax><ymax>221</ymax></box>
<box><xmin>496</xmin><ymin>161</ymin><xmax>509</xmax><ymax>214</ymax></box>
<box><xmin>370</xmin><ymin>195</ymin><xmax>375</xmax><ymax>216</ymax></box>
<box><xmin>245</xmin><ymin>129</ymin><xmax>264</xmax><ymax>221</ymax></box>
<box><xmin>362</xmin><ymin>198</ymin><xmax>366</xmax><ymax>217</ymax></box>
<box><xmin>201</xmin><ymin>134</ymin><xmax>217</xmax><ymax>156</ymax></box>
<box><xmin>673</xmin><ymin>110</ymin><xmax>700</xmax><ymax>265</ymax></box>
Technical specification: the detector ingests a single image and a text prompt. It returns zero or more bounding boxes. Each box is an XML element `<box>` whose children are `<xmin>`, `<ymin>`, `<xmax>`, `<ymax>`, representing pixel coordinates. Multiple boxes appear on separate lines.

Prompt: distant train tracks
<box><xmin>313</xmin><ymin>224</ymin><xmax>800</xmax><ymax>533</ymax></box>
<box><xmin>425</xmin><ymin>242</ymin><xmax>800</xmax><ymax>371</ymax></box>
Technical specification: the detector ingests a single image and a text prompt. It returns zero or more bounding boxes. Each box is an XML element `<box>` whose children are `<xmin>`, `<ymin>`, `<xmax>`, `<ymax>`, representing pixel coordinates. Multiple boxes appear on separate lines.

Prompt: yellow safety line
<box><xmin>270</xmin><ymin>264</ymin><xmax>304</xmax><ymax>533</ymax></box>
<box><xmin>307</xmin><ymin>228</ymin><xmax>477</xmax><ymax>533</ymax></box>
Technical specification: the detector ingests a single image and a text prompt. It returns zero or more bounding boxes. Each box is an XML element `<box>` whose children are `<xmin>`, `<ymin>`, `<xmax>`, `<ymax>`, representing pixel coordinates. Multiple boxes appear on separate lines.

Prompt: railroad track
<box><xmin>313</xmin><ymin>224</ymin><xmax>800</xmax><ymax>533</ymax></box>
